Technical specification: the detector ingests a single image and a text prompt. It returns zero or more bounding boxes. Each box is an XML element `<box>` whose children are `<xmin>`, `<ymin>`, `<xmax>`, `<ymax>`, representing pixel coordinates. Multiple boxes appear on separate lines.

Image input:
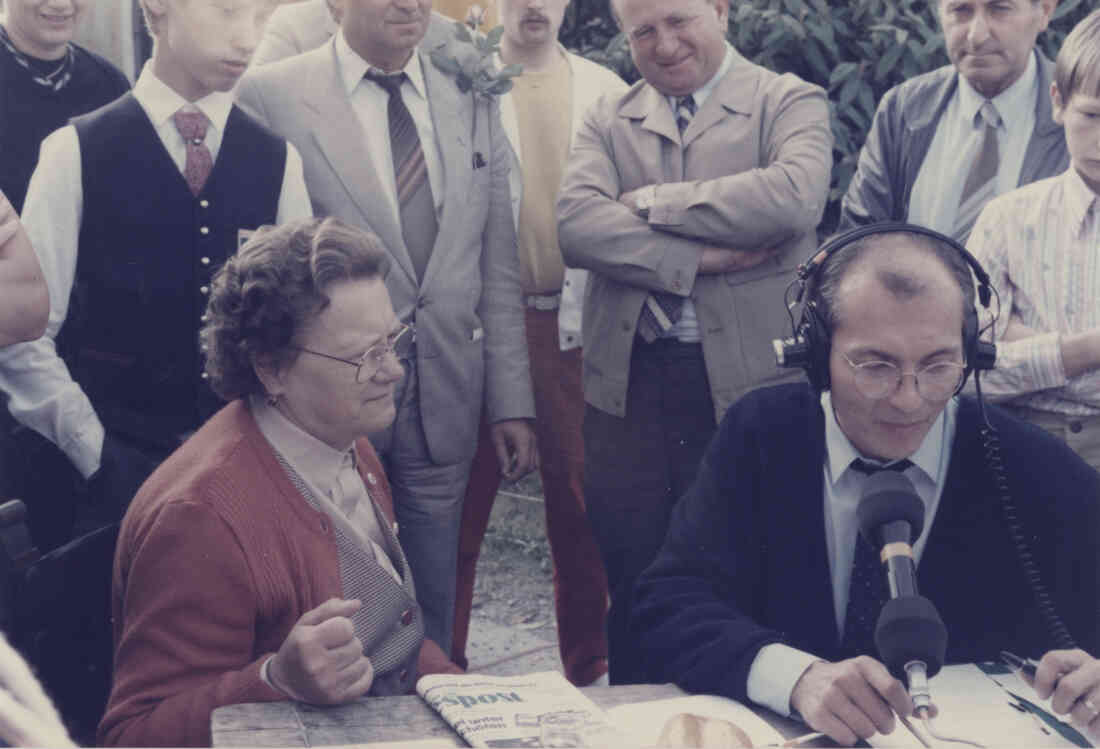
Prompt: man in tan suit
<box><xmin>557</xmin><ymin>0</ymin><xmax>832</xmax><ymax>683</ymax></box>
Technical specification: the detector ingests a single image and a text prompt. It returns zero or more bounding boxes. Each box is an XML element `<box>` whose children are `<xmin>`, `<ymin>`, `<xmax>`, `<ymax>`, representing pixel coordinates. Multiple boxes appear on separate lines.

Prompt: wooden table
<box><xmin>212</xmin><ymin>684</ymin><xmax>812</xmax><ymax>747</ymax></box>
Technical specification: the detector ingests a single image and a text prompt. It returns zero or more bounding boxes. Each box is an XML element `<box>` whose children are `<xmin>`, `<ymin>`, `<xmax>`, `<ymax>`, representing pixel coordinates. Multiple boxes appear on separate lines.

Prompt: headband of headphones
<box><xmin>772</xmin><ymin>222</ymin><xmax>997</xmax><ymax>391</ymax></box>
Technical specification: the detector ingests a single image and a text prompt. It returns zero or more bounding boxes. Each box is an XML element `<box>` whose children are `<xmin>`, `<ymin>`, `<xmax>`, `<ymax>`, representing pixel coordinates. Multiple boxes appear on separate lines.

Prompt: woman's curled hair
<box><xmin>200</xmin><ymin>217</ymin><xmax>389</xmax><ymax>400</ymax></box>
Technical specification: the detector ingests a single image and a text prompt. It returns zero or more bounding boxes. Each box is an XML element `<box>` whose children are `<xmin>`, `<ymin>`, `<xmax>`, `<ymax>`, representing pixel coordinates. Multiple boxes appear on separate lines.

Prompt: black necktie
<box><xmin>365</xmin><ymin>70</ymin><xmax>438</xmax><ymax>281</ymax></box>
<box><xmin>838</xmin><ymin>459</ymin><xmax>913</xmax><ymax>659</ymax></box>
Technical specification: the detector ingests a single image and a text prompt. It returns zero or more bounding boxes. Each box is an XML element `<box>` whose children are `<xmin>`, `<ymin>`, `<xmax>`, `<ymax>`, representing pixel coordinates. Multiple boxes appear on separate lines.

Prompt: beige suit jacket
<box><xmin>251</xmin><ymin>0</ymin><xmax>337</xmax><ymax>68</ymax></box>
<box><xmin>557</xmin><ymin>47</ymin><xmax>832</xmax><ymax>422</ymax></box>
<box><xmin>236</xmin><ymin>16</ymin><xmax>534</xmax><ymax>465</ymax></box>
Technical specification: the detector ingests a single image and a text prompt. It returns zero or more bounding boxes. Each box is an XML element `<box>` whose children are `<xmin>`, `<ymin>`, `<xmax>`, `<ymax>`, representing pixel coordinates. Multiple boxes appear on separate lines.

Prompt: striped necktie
<box><xmin>675</xmin><ymin>94</ymin><xmax>697</xmax><ymax>135</ymax></box>
<box><xmin>953</xmin><ymin>100</ymin><xmax>1001</xmax><ymax>242</ymax></box>
<box><xmin>839</xmin><ymin>458</ymin><xmax>913</xmax><ymax>659</ymax></box>
<box><xmin>636</xmin><ymin>94</ymin><xmax>698</xmax><ymax>343</ymax></box>
<box><xmin>366</xmin><ymin>71</ymin><xmax>438</xmax><ymax>281</ymax></box>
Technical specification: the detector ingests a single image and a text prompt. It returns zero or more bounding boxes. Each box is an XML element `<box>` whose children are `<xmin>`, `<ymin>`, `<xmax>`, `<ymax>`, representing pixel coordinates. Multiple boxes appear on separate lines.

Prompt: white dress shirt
<box><xmin>908</xmin><ymin>51</ymin><xmax>1038</xmax><ymax>236</ymax></box>
<box><xmin>968</xmin><ymin>167</ymin><xmax>1100</xmax><ymax>414</ymax></box>
<box><xmin>745</xmin><ymin>391</ymin><xmax>958</xmax><ymax>717</ymax></box>
<box><xmin>656</xmin><ymin>44</ymin><xmax>734</xmax><ymax>344</ymax></box>
<box><xmin>0</xmin><ymin>64</ymin><xmax>312</xmax><ymax>478</ymax></box>
<box><xmin>333</xmin><ymin>29</ymin><xmax>444</xmax><ymax>223</ymax></box>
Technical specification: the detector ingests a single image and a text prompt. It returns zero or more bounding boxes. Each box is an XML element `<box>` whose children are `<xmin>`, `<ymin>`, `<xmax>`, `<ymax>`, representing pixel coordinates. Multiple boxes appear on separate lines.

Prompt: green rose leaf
<box><xmin>488</xmin><ymin>79</ymin><xmax>514</xmax><ymax>96</ymax></box>
<box><xmin>430</xmin><ymin>49</ymin><xmax>462</xmax><ymax>76</ymax></box>
<box><xmin>485</xmin><ymin>25</ymin><xmax>505</xmax><ymax>46</ymax></box>
<box><xmin>453</xmin><ymin>21</ymin><xmax>472</xmax><ymax>43</ymax></box>
<box><xmin>456</xmin><ymin>71</ymin><xmax>473</xmax><ymax>93</ymax></box>
<box><xmin>500</xmin><ymin>63</ymin><xmax>524</xmax><ymax>78</ymax></box>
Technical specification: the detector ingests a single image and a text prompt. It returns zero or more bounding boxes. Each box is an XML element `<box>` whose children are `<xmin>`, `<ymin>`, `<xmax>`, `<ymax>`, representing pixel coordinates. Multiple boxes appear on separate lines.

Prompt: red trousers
<box><xmin>452</xmin><ymin>307</ymin><xmax>609</xmax><ymax>685</ymax></box>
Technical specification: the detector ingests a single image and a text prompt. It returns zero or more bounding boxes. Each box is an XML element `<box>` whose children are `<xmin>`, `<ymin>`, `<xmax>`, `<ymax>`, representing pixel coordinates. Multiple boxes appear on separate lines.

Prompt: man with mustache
<box><xmin>237</xmin><ymin>0</ymin><xmax>537</xmax><ymax>657</ymax></box>
<box><xmin>0</xmin><ymin>0</ymin><xmax>312</xmax><ymax>552</ymax></box>
<box><xmin>452</xmin><ymin>0</ymin><xmax>626</xmax><ymax>687</ymax></box>
<box><xmin>840</xmin><ymin>0</ymin><xmax>1066</xmax><ymax>243</ymax></box>
<box><xmin>557</xmin><ymin>0</ymin><xmax>832</xmax><ymax>683</ymax></box>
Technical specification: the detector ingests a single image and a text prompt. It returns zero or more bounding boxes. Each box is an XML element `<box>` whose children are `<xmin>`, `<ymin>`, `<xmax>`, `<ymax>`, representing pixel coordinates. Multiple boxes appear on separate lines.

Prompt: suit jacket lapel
<box><xmin>304</xmin><ymin>42</ymin><xmax>418</xmax><ymax>285</ymax></box>
<box><xmin>621</xmin><ymin>83</ymin><xmax>681</xmax><ymax>145</ymax></box>
<box><xmin>418</xmin><ymin>40</ymin><xmax>471</xmax><ymax>291</ymax></box>
<box><xmin>683</xmin><ymin>53</ymin><xmax>759</xmax><ymax>148</ymax></box>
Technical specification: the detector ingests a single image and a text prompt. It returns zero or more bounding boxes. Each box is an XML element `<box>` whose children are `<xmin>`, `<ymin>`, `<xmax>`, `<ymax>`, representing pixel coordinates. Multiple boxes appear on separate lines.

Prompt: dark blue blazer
<box><xmin>632</xmin><ymin>383</ymin><xmax>1100</xmax><ymax>704</ymax></box>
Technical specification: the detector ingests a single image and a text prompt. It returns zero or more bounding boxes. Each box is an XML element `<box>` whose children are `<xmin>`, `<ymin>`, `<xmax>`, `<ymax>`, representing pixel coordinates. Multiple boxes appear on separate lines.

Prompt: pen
<box><xmin>1000</xmin><ymin>650</ymin><xmax>1038</xmax><ymax>679</ymax></box>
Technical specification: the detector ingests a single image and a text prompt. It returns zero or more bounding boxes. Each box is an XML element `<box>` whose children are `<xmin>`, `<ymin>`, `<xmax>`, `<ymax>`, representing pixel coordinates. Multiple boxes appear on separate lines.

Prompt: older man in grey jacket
<box><xmin>839</xmin><ymin>0</ymin><xmax>1067</xmax><ymax>242</ymax></box>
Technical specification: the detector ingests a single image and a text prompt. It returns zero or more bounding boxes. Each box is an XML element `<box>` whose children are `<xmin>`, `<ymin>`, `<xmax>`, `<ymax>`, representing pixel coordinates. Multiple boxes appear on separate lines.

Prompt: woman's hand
<box><xmin>269</xmin><ymin>598</ymin><xmax>375</xmax><ymax>705</ymax></box>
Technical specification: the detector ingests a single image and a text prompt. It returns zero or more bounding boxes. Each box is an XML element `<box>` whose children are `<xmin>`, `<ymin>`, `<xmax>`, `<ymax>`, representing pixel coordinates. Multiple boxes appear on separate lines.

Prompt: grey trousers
<box><xmin>371</xmin><ymin>358</ymin><xmax>473</xmax><ymax>655</ymax></box>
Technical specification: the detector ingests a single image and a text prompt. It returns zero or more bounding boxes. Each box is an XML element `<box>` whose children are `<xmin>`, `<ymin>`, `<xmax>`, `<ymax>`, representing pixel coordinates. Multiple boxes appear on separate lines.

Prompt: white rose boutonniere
<box><xmin>430</xmin><ymin>7</ymin><xmax>522</xmax><ymax>168</ymax></box>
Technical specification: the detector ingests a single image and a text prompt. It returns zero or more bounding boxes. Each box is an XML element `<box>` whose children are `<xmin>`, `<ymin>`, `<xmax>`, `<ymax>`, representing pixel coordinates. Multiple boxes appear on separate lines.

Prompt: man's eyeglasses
<box><xmin>293</xmin><ymin>323</ymin><xmax>414</xmax><ymax>383</ymax></box>
<box><xmin>841</xmin><ymin>353</ymin><xmax>965</xmax><ymax>401</ymax></box>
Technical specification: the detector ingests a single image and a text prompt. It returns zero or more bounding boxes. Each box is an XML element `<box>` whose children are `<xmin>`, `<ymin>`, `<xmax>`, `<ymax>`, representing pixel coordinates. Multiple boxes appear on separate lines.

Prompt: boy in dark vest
<box><xmin>0</xmin><ymin>0</ymin><xmax>312</xmax><ymax>551</ymax></box>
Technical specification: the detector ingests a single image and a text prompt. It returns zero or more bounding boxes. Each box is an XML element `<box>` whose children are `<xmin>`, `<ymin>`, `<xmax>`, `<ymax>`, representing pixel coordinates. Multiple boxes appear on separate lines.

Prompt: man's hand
<box><xmin>1029</xmin><ymin>649</ymin><xmax>1100</xmax><ymax>741</ymax></box>
<box><xmin>1001</xmin><ymin>310</ymin><xmax>1041</xmax><ymax>342</ymax></box>
<box><xmin>490</xmin><ymin>419</ymin><xmax>538</xmax><ymax>482</ymax></box>
<box><xmin>618</xmin><ymin>186</ymin><xmax>654</xmax><ymax>215</ymax></box>
<box><xmin>699</xmin><ymin>245</ymin><xmax>778</xmax><ymax>275</ymax></box>
<box><xmin>268</xmin><ymin>598</ymin><xmax>374</xmax><ymax>705</ymax></box>
<box><xmin>789</xmin><ymin>657</ymin><xmax>914</xmax><ymax>746</ymax></box>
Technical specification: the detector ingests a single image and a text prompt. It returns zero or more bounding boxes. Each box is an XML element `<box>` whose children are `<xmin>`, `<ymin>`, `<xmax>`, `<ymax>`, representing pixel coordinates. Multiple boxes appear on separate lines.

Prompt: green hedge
<box><xmin>560</xmin><ymin>0</ymin><xmax>1093</xmax><ymax>231</ymax></box>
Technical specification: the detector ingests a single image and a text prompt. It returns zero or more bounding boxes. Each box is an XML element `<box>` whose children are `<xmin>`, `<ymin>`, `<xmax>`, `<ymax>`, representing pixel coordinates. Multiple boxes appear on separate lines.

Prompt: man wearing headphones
<box><xmin>630</xmin><ymin>226</ymin><xmax>1100</xmax><ymax>745</ymax></box>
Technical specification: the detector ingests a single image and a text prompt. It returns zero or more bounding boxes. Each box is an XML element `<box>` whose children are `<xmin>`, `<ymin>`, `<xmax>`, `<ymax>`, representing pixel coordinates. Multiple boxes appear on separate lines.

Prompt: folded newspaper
<box><xmin>416</xmin><ymin>670</ymin><xmax>627</xmax><ymax>747</ymax></box>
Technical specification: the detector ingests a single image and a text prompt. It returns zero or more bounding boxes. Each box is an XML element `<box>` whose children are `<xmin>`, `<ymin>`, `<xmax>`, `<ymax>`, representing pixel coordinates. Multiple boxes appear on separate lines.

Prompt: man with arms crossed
<box><xmin>840</xmin><ymin>0</ymin><xmax>1066</xmax><ymax>242</ymax></box>
<box><xmin>556</xmin><ymin>0</ymin><xmax>832</xmax><ymax>683</ymax></box>
<box><xmin>237</xmin><ymin>0</ymin><xmax>536</xmax><ymax>655</ymax></box>
<box><xmin>632</xmin><ymin>227</ymin><xmax>1100</xmax><ymax>745</ymax></box>
<box><xmin>453</xmin><ymin>0</ymin><xmax>626</xmax><ymax>686</ymax></box>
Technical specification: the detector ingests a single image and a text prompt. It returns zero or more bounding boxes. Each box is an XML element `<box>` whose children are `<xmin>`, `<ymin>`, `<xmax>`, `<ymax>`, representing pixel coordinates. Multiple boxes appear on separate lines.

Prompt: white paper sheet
<box><xmin>870</xmin><ymin>664</ymin><xmax>1087</xmax><ymax>748</ymax></box>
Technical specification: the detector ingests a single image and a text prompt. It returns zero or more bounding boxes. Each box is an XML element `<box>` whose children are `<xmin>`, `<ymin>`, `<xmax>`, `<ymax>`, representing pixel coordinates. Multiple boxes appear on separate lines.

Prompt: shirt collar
<box><xmin>822</xmin><ymin>390</ymin><xmax>952</xmax><ymax>486</ymax></box>
<box><xmin>957</xmin><ymin>49</ymin><xmax>1037</xmax><ymax>131</ymax></box>
<box><xmin>133</xmin><ymin>62</ymin><xmax>234</xmax><ymax>133</ymax></box>
<box><xmin>335</xmin><ymin>28</ymin><xmax>427</xmax><ymax>101</ymax></box>
<box><xmin>667</xmin><ymin>42</ymin><xmax>734</xmax><ymax>112</ymax></box>
<box><xmin>250</xmin><ymin>394</ymin><xmax>351</xmax><ymax>501</ymax></box>
<box><xmin>1062</xmin><ymin>166</ymin><xmax>1100</xmax><ymax>238</ymax></box>
<box><xmin>323</xmin><ymin>1</ymin><xmax>339</xmax><ymax>37</ymax></box>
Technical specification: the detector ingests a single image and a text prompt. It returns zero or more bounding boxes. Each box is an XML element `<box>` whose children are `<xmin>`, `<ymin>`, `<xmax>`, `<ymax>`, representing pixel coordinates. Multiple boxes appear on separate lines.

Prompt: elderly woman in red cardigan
<box><xmin>99</xmin><ymin>217</ymin><xmax>462</xmax><ymax>747</ymax></box>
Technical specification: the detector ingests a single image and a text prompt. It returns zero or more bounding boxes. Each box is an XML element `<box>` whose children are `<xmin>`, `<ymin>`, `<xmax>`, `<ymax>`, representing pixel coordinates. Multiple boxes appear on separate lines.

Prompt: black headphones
<box><xmin>772</xmin><ymin>222</ymin><xmax>997</xmax><ymax>391</ymax></box>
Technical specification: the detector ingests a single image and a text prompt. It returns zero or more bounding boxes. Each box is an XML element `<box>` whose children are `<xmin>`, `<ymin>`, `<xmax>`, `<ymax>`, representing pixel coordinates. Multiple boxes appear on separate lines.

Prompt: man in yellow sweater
<box><xmin>453</xmin><ymin>0</ymin><xmax>627</xmax><ymax>687</ymax></box>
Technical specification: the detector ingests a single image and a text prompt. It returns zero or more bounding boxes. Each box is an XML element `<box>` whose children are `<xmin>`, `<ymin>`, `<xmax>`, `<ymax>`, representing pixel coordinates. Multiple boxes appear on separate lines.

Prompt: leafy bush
<box><xmin>563</xmin><ymin>0</ymin><xmax>1093</xmax><ymax>231</ymax></box>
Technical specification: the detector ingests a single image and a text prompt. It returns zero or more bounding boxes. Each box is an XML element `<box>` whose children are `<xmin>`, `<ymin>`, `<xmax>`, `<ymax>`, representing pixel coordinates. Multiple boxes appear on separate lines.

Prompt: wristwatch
<box><xmin>635</xmin><ymin>184</ymin><xmax>658</xmax><ymax>218</ymax></box>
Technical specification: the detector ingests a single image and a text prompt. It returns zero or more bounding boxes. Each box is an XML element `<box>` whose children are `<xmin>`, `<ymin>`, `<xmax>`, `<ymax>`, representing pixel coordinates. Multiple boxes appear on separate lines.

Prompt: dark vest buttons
<box><xmin>1070</xmin><ymin>421</ymin><xmax>1084</xmax><ymax>434</ymax></box>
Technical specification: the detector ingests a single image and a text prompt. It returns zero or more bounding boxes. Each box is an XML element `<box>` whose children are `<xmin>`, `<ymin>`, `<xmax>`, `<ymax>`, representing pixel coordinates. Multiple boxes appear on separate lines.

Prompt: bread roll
<box><xmin>656</xmin><ymin>712</ymin><xmax>754</xmax><ymax>747</ymax></box>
